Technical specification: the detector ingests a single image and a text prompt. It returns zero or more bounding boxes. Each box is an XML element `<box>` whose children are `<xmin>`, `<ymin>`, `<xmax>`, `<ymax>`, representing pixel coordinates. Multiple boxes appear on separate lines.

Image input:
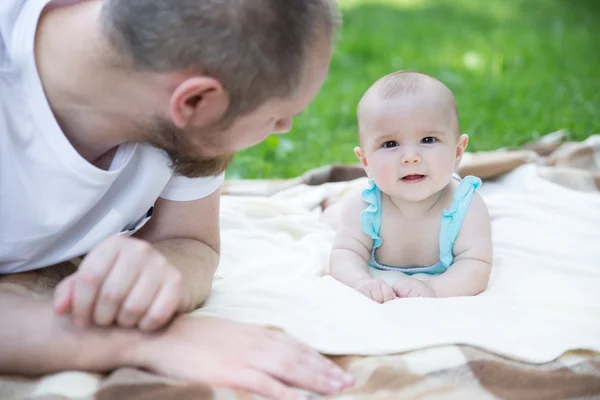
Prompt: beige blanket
<box><xmin>2</xmin><ymin>132</ymin><xmax>599</xmax><ymax>399</ymax></box>
<box><xmin>203</xmin><ymin>144</ymin><xmax>600</xmax><ymax>363</ymax></box>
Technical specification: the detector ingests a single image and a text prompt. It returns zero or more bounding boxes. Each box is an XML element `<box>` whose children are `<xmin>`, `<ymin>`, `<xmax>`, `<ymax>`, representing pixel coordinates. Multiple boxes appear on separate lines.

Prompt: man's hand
<box><xmin>2</xmin><ymin>291</ymin><xmax>354</xmax><ymax>400</ymax></box>
<box><xmin>392</xmin><ymin>278</ymin><xmax>436</xmax><ymax>298</ymax></box>
<box><xmin>354</xmin><ymin>278</ymin><xmax>397</xmax><ymax>303</ymax></box>
<box><xmin>131</xmin><ymin>316</ymin><xmax>355</xmax><ymax>400</ymax></box>
<box><xmin>53</xmin><ymin>235</ymin><xmax>186</xmax><ymax>331</ymax></box>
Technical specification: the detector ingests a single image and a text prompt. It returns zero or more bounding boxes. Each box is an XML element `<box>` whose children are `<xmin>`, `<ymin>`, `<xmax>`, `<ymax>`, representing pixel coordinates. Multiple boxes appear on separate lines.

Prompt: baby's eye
<box><xmin>382</xmin><ymin>140</ymin><xmax>399</xmax><ymax>148</ymax></box>
<box><xmin>421</xmin><ymin>137</ymin><xmax>437</xmax><ymax>144</ymax></box>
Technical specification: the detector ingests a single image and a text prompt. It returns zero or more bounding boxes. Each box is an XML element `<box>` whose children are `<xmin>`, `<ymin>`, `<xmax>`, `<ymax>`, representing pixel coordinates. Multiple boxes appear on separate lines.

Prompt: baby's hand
<box><xmin>392</xmin><ymin>278</ymin><xmax>436</xmax><ymax>298</ymax></box>
<box><xmin>354</xmin><ymin>278</ymin><xmax>397</xmax><ymax>303</ymax></box>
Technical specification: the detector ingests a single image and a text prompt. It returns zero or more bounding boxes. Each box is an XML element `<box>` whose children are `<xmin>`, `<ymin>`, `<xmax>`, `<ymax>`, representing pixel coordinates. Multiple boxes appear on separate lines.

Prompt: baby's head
<box><xmin>354</xmin><ymin>70</ymin><xmax>468</xmax><ymax>202</ymax></box>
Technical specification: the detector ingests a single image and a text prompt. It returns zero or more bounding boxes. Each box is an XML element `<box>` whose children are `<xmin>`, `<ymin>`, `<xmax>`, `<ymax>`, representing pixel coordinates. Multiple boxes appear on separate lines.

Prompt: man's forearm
<box><xmin>153</xmin><ymin>238</ymin><xmax>219</xmax><ymax>312</ymax></box>
<box><xmin>0</xmin><ymin>290</ymin><xmax>141</xmax><ymax>375</ymax></box>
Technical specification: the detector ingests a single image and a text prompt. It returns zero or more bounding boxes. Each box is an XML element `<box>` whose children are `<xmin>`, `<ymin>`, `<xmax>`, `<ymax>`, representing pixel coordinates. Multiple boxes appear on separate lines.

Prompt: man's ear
<box><xmin>169</xmin><ymin>77</ymin><xmax>228</xmax><ymax>129</ymax></box>
<box><xmin>455</xmin><ymin>134</ymin><xmax>469</xmax><ymax>168</ymax></box>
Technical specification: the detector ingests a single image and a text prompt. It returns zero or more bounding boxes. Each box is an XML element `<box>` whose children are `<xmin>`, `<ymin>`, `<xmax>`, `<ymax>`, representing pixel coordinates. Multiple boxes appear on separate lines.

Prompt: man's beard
<box><xmin>141</xmin><ymin>117</ymin><xmax>233</xmax><ymax>178</ymax></box>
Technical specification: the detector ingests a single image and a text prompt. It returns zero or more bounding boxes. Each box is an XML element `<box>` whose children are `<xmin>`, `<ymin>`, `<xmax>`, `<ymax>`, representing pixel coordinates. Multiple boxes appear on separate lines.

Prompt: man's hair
<box><xmin>101</xmin><ymin>0</ymin><xmax>340</xmax><ymax>122</ymax></box>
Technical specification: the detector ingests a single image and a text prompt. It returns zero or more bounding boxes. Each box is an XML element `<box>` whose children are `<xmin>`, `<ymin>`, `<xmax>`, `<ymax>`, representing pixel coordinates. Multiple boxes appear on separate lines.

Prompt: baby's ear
<box><xmin>354</xmin><ymin>146</ymin><xmax>368</xmax><ymax>168</ymax></box>
<box><xmin>354</xmin><ymin>146</ymin><xmax>373</xmax><ymax>180</ymax></box>
<box><xmin>455</xmin><ymin>134</ymin><xmax>469</xmax><ymax>168</ymax></box>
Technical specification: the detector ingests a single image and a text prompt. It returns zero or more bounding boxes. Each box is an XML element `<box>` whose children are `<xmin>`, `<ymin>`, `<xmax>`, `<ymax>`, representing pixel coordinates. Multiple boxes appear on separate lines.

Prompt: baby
<box><xmin>330</xmin><ymin>71</ymin><xmax>492</xmax><ymax>302</ymax></box>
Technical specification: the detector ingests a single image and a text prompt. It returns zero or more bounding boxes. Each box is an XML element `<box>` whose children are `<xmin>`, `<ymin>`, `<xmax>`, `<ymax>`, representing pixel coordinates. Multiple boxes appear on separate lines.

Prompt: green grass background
<box><xmin>227</xmin><ymin>0</ymin><xmax>600</xmax><ymax>179</ymax></box>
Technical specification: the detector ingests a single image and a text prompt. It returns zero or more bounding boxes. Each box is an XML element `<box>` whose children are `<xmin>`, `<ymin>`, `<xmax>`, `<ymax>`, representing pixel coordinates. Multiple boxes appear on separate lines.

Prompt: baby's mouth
<box><xmin>401</xmin><ymin>174</ymin><xmax>426</xmax><ymax>183</ymax></box>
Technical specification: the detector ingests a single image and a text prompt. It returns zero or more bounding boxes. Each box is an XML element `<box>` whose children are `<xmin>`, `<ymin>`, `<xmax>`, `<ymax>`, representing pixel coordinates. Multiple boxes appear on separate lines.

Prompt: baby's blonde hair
<box><xmin>377</xmin><ymin>70</ymin><xmax>436</xmax><ymax>98</ymax></box>
<box><xmin>357</xmin><ymin>70</ymin><xmax>460</xmax><ymax>140</ymax></box>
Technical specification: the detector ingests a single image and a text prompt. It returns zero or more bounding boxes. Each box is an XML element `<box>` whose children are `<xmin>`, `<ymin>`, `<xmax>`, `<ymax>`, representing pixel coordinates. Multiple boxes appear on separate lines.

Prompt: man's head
<box><xmin>354</xmin><ymin>71</ymin><xmax>469</xmax><ymax>202</ymax></box>
<box><xmin>100</xmin><ymin>0</ymin><xmax>339</xmax><ymax>177</ymax></box>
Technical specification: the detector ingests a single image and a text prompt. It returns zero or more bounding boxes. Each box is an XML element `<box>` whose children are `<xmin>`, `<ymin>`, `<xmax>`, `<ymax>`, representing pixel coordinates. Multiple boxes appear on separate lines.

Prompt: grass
<box><xmin>227</xmin><ymin>0</ymin><xmax>600</xmax><ymax>179</ymax></box>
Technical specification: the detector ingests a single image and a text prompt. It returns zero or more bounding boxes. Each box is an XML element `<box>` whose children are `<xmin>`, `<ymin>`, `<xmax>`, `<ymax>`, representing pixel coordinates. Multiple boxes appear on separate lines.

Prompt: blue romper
<box><xmin>361</xmin><ymin>175</ymin><xmax>482</xmax><ymax>275</ymax></box>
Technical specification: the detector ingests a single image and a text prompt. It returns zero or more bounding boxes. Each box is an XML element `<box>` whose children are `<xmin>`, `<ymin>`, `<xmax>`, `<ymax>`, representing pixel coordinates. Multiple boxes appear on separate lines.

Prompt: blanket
<box><xmin>2</xmin><ymin>131</ymin><xmax>600</xmax><ymax>399</ymax></box>
<box><xmin>2</xmin><ymin>347</ymin><xmax>599</xmax><ymax>399</ymax></box>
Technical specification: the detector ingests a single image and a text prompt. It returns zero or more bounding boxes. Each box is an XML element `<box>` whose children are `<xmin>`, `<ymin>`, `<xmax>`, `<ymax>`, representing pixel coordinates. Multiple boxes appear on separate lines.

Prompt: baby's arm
<box><xmin>330</xmin><ymin>187</ymin><xmax>372</xmax><ymax>285</ymax></box>
<box><xmin>329</xmin><ymin>187</ymin><xmax>395</xmax><ymax>303</ymax></box>
<box><xmin>427</xmin><ymin>193</ymin><xmax>492</xmax><ymax>297</ymax></box>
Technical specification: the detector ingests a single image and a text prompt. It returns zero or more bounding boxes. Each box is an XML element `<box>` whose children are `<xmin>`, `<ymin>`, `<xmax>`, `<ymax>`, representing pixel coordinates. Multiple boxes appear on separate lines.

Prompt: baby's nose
<box><xmin>401</xmin><ymin>149</ymin><xmax>421</xmax><ymax>164</ymax></box>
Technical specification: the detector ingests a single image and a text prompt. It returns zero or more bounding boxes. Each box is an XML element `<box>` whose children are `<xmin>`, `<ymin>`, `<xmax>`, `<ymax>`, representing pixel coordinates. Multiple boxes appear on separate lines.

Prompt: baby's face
<box><xmin>357</xmin><ymin>93</ymin><xmax>465</xmax><ymax>202</ymax></box>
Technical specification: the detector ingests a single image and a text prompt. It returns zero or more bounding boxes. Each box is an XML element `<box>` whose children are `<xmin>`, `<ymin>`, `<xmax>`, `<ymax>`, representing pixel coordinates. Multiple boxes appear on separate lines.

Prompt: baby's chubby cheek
<box><xmin>430</xmin><ymin>159</ymin><xmax>456</xmax><ymax>182</ymax></box>
<box><xmin>373</xmin><ymin>163</ymin><xmax>396</xmax><ymax>187</ymax></box>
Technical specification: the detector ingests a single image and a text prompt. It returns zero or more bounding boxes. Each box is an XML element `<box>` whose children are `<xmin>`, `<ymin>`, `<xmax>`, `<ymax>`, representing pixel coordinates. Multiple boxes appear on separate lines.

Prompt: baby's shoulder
<box><xmin>340</xmin><ymin>179</ymin><xmax>371</xmax><ymax>217</ymax></box>
<box><xmin>466</xmin><ymin>191</ymin><xmax>489</xmax><ymax>218</ymax></box>
<box><xmin>458</xmin><ymin>189</ymin><xmax>491</xmax><ymax>237</ymax></box>
<box><xmin>453</xmin><ymin>189</ymin><xmax>492</xmax><ymax>256</ymax></box>
<box><xmin>437</xmin><ymin>178</ymin><xmax>489</xmax><ymax>237</ymax></box>
<box><xmin>444</xmin><ymin>176</ymin><xmax>483</xmax><ymax>207</ymax></box>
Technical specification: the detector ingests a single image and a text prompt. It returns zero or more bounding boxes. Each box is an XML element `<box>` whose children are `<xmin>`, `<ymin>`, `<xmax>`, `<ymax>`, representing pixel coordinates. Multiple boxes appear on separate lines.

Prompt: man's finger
<box><xmin>72</xmin><ymin>242</ymin><xmax>120</xmax><ymax>327</ymax></box>
<box><xmin>116</xmin><ymin>265</ymin><xmax>163</xmax><ymax>328</ymax></box>
<box><xmin>138</xmin><ymin>270</ymin><xmax>183</xmax><ymax>331</ymax></box>
<box><xmin>269</xmin><ymin>331</ymin><xmax>348</xmax><ymax>380</ymax></box>
<box><xmin>92</xmin><ymin>248</ymin><xmax>144</xmax><ymax>327</ymax></box>
<box><xmin>260</xmin><ymin>331</ymin><xmax>353</xmax><ymax>395</ymax></box>
<box><xmin>53</xmin><ymin>275</ymin><xmax>75</xmax><ymax>315</ymax></box>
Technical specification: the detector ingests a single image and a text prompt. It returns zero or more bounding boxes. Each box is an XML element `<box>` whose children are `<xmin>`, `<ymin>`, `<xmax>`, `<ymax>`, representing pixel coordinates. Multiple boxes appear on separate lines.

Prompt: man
<box><xmin>0</xmin><ymin>0</ymin><xmax>354</xmax><ymax>399</ymax></box>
